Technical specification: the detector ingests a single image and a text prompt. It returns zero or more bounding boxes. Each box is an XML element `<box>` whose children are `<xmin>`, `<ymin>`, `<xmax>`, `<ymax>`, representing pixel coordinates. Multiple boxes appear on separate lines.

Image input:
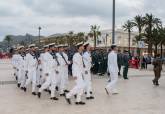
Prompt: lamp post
<box><xmin>106</xmin><ymin>33</ymin><xmax>108</xmax><ymax>52</ymax></box>
<box><xmin>38</xmin><ymin>26</ymin><xmax>41</xmax><ymax>47</ymax></box>
<box><xmin>112</xmin><ymin>0</ymin><xmax>115</xmax><ymax>44</ymax></box>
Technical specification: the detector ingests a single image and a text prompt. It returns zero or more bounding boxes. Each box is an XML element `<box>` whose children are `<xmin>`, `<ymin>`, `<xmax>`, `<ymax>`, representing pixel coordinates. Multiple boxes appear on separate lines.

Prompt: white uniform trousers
<box><xmin>25</xmin><ymin>69</ymin><xmax>37</xmax><ymax>92</ymax></box>
<box><xmin>106</xmin><ymin>72</ymin><xmax>118</xmax><ymax>93</ymax></box>
<box><xmin>66</xmin><ymin>76</ymin><xmax>85</xmax><ymax>102</ymax></box>
<box><xmin>84</xmin><ymin>70</ymin><xmax>92</xmax><ymax>97</ymax></box>
<box><xmin>39</xmin><ymin>71</ymin><xmax>57</xmax><ymax>98</ymax></box>
<box><xmin>18</xmin><ymin>68</ymin><xmax>25</xmax><ymax>85</ymax></box>
<box><xmin>36</xmin><ymin>65</ymin><xmax>42</xmax><ymax>86</ymax></box>
<box><xmin>59</xmin><ymin>66</ymin><xmax>68</xmax><ymax>94</ymax></box>
<box><xmin>20</xmin><ymin>69</ymin><xmax>26</xmax><ymax>88</ymax></box>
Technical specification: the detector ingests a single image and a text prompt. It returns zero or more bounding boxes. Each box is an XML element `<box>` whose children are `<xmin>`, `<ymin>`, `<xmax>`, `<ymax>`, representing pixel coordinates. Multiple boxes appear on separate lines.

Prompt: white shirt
<box><xmin>83</xmin><ymin>51</ymin><xmax>92</xmax><ymax>71</ymax></box>
<box><xmin>42</xmin><ymin>52</ymin><xmax>57</xmax><ymax>74</ymax></box>
<box><xmin>17</xmin><ymin>54</ymin><xmax>26</xmax><ymax>71</ymax></box>
<box><xmin>72</xmin><ymin>52</ymin><xmax>84</xmax><ymax>78</ymax></box>
<box><xmin>108</xmin><ymin>51</ymin><xmax>119</xmax><ymax>73</ymax></box>
<box><xmin>56</xmin><ymin>52</ymin><xmax>69</xmax><ymax>67</ymax></box>
<box><xmin>11</xmin><ymin>54</ymin><xmax>19</xmax><ymax>68</ymax></box>
<box><xmin>25</xmin><ymin>53</ymin><xmax>38</xmax><ymax>71</ymax></box>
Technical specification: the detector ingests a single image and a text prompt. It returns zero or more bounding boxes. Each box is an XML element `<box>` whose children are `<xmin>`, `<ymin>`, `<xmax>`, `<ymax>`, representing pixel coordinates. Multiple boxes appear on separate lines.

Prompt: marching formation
<box><xmin>11</xmin><ymin>42</ymin><xmax>96</xmax><ymax>105</ymax></box>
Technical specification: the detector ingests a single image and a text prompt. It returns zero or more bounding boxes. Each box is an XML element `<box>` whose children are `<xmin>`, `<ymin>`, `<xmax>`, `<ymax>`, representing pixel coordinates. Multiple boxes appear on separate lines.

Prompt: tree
<box><xmin>77</xmin><ymin>32</ymin><xmax>85</xmax><ymax>43</ymax></box>
<box><xmin>132</xmin><ymin>15</ymin><xmax>145</xmax><ymax>43</ymax></box>
<box><xmin>89</xmin><ymin>25</ymin><xmax>101</xmax><ymax>48</ymax></box>
<box><xmin>4</xmin><ymin>35</ymin><xmax>12</xmax><ymax>49</ymax></box>
<box><xmin>158</xmin><ymin>27</ymin><xmax>165</xmax><ymax>57</ymax></box>
<box><xmin>152</xmin><ymin>28</ymin><xmax>162</xmax><ymax>55</ymax></box>
<box><xmin>123</xmin><ymin>20</ymin><xmax>134</xmax><ymax>52</ymax></box>
<box><xmin>143</xmin><ymin>13</ymin><xmax>162</xmax><ymax>55</ymax></box>
<box><xmin>66</xmin><ymin>31</ymin><xmax>75</xmax><ymax>46</ymax></box>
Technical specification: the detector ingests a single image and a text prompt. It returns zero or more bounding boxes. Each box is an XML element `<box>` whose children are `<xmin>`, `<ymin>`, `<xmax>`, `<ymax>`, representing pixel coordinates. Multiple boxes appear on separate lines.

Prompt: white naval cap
<box><xmin>17</xmin><ymin>45</ymin><xmax>24</xmax><ymax>50</ymax></box>
<box><xmin>58</xmin><ymin>44</ymin><xmax>65</xmax><ymax>48</ymax></box>
<box><xmin>35</xmin><ymin>47</ymin><xmax>39</xmax><ymax>49</ymax></box>
<box><xmin>48</xmin><ymin>43</ymin><xmax>55</xmax><ymax>47</ymax></box>
<box><xmin>28</xmin><ymin>44</ymin><xmax>36</xmax><ymax>48</ymax></box>
<box><xmin>76</xmin><ymin>42</ymin><xmax>84</xmax><ymax>46</ymax></box>
<box><xmin>83</xmin><ymin>42</ymin><xmax>90</xmax><ymax>46</ymax></box>
<box><xmin>43</xmin><ymin>45</ymin><xmax>49</xmax><ymax>48</ymax></box>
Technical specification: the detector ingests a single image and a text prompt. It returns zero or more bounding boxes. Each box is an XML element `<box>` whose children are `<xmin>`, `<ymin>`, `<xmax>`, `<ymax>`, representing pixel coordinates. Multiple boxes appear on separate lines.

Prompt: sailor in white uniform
<box><xmin>65</xmin><ymin>42</ymin><xmax>86</xmax><ymax>105</ymax></box>
<box><xmin>83</xmin><ymin>42</ymin><xmax>94</xmax><ymax>100</ymax></box>
<box><xmin>24</xmin><ymin>44</ymin><xmax>38</xmax><ymax>95</ymax></box>
<box><xmin>38</xmin><ymin>43</ymin><xmax>59</xmax><ymax>100</ymax></box>
<box><xmin>105</xmin><ymin>44</ymin><xmax>119</xmax><ymax>95</ymax></box>
<box><xmin>56</xmin><ymin>45</ymin><xmax>70</xmax><ymax>96</ymax></box>
<box><xmin>11</xmin><ymin>49</ymin><xmax>19</xmax><ymax>81</ymax></box>
<box><xmin>17</xmin><ymin>46</ymin><xmax>26</xmax><ymax>88</ymax></box>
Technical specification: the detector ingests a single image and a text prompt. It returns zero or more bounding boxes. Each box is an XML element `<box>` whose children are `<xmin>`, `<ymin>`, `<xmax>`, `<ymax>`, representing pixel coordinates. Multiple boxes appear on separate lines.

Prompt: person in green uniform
<box><xmin>117</xmin><ymin>50</ymin><xmax>123</xmax><ymax>76</ymax></box>
<box><xmin>123</xmin><ymin>50</ymin><xmax>130</xmax><ymax>79</ymax></box>
<box><xmin>152</xmin><ymin>54</ymin><xmax>162</xmax><ymax>86</ymax></box>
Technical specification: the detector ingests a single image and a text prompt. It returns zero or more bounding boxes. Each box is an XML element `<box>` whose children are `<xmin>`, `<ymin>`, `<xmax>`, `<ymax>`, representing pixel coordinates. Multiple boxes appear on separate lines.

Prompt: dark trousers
<box><xmin>153</xmin><ymin>70</ymin><xmax>161</xmax><ymax>83</ymax></box>
<box><xmin>123</xmin><ymin>66</ymin><xmax>128</xmax><ymax>79</ymax></box>
<box><xmin>118</xmin><ymin>64</ymin><xmax>121</xmax><ymax>76</ymax></box>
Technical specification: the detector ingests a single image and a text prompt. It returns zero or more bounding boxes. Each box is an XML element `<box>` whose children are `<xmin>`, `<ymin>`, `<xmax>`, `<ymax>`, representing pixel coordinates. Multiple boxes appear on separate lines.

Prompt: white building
<box><xmin>87</xmin><ymin>29</ymin><xmax>138</xmax><ymax>48</ymax></box>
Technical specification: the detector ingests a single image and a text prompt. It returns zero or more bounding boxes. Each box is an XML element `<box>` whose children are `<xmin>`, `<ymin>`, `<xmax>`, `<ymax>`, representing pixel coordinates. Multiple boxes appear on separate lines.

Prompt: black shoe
<box><xmin>90</xmin><ymin>96</ymin><xmax>94</xmax><ymax>99</ymax></box>
<box><xmin>86</xmin><ymin>97</ymin><xmax>90</xmax><ymax>100</ymax></box>
<box><xmin>20</xmin><ymin>87</ymin><xmax>24</xmax><ymax>90</ymax></box>
<box><xmin>55</xmin><ymin>86</ymin><xmax>59</xmax><ymax>91</ymax></box>
<box><xmin>32</xmin><ymin>92</ymin><xmax>37</xmax><ymax>96</ymax></box>
<box><xmin>50</xmin><ymin>97</ymin><xmax>59</xmax><ymax>100</ymax></box>
<box><xmin>60</xmin><ymin>93</ymin><xmax>65</xmax><ymax>96</ymax></box>
<box><xmin>78</xmin><ymin>101</ymin><xmax>86</xmax><ymax>105</ymax></box>
<box><xmin>64</xmin><ymin>90</ymin><xmax>69</xmax><ymax>93</ymax></box>
<box><xmin>155</xmin><ymin>81</ymin><xmax>159</xmax><ymax>86</ymax></box>
<box><xmin>64</xmin><ymin>93</ymin><xmax>71</xmax><ymax>104</ymax></box>
<box><xmin>105</xmin><ymin>88</ymin><xmax>109</xmax><ymax>95</ymax></box>
<box><xmin>152</xmin><ymin>80</ymin><xmax>156</xmax><ymax>85</ymax></box>
<box><xmin>48</xmin><ymin>90</ymin><xmax>51</xmax><ymax>94</ymax></box>
<box><xmin>75</xmin><ymin>102</ymin><xmax>79</xmax><ymax>105</ymax></box>
<box><xmin>23</xmin><ymin>87</ymin><xmax>27</xmax><ymax>92</ymax></box>
<box><xmin>37</xmin><ymin>85</ymin><xmax>41</xmax><ymax>88</ymax></box>
<box><xmin>37</xmin><ymin>92</ymin><xmax>41</xmax><ymax>98</ymax></box>
<box><xmin>44</xmin><ymin>89</ymin><xmax>48</xmax><ymax>92</ymax></box>
<box><xmin>124</xmin><ymin>78</ymin><xmax>129</xmax><ymax>80</ymax></box>
<box><xmin>17</xmin><ymin>83</ymin><xmax>21</xmax><ymax>88</ymax></box>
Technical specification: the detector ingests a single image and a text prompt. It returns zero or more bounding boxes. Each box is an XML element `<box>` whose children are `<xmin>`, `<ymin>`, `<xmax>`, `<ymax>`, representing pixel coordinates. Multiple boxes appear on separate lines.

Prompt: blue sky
<box><xmin>0</xmin><ymin>0</ymin><xmax>165</xmax><ymax>41</ymax></box>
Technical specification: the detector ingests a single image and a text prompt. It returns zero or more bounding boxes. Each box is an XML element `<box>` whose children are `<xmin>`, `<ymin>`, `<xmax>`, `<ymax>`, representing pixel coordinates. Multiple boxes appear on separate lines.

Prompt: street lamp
<box><xmin>106</xmin><ymin>33</ymin><xmax>108</xmax><ymax>52</ymax></box>
<box><xmin>112</xmin><ymin>0</ymin><xmax>115</xmax><ymax>44</ymax></box>
<box><xmin>38</xmin><ymin>26</ymin><xmax>41</xmax><ymax>47</ymax></box>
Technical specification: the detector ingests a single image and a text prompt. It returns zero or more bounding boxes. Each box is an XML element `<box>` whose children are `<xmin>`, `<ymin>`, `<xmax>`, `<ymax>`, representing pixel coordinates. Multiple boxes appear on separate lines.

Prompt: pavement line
<box><xmin>0</xmin><ymin>81</ymin><xmax>17</xmax><ymax>85</ymax></box>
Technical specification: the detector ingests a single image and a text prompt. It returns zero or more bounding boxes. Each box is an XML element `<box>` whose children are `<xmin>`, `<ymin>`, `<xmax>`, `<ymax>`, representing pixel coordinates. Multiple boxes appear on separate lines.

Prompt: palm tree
<box><xmin>66</xmin><ymin>31</ymin><xmax>74</xmax><ymax>46</ymax></box>
<box><xmin>158</xmin><ymin>27</ymin><xmax>165</xmax><ymax>57</ymax></box>
<box><xmin>4</xmin><ymin>35</ymin><xmax>12</xmax><ymax>49</ymax></box>
<box><xmin>123</xmin><ymin>20</ymin><xmax>134</xmax><ymax>52</ymax></box>
<box><xmin>143</xmin><ymin>13</ymin><xmax>162</xmax><ymax>55</ymax></box>
<box><xmin>132</xmin><ymin>15</ymin><xmax>145</xmax><ymax>43</ymax></box>
<box><xmin>88</xmin><ymin>25</ymin><xmax>101</xmax><ymax>48</ymax></box>
<box><xmin>152</xmin><ymin>28</ymin><xmax>162</xmax><ymax>55</ymax></box>
<box><xmin>77</xmin><ymin>32</ymin><xmax>85</xmax><ymax>43</ymax></box>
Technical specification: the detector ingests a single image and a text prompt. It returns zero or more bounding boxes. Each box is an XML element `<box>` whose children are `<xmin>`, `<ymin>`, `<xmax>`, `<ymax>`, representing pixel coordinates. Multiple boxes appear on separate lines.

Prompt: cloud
<box><xmin>0</xmin><ymin>0</ymin><xmax>165</xmax><ymax>41</ymax></box>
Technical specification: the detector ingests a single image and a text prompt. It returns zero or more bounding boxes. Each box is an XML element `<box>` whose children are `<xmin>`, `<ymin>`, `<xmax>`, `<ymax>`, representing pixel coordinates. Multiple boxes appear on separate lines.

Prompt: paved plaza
<box><xmin>0</xmin><ymin>59</ymin><xmax>165</xmax><ymax>114</ymax></box>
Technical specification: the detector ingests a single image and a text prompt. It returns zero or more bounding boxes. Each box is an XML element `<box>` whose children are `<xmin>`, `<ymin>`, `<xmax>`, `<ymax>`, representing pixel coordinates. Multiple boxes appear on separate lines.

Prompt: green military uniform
<box><xmin>91</xmin><ymin>50</ymin><xmax>99</xmax><ymax>74</ymax></box>
<box><xmin>97</xmin><ymin>50</ymin><xmax>105</xmax><ymax>75</ymax></box>
<box><xmin>117</xmin><ymin>52</ymin><xmax>123</xmax><ymax>76</ymax></box>
<box><xmin>123</xmin><ymin>51</ymin><xmax>129</xmax><ymax>79</ymax></box>
<box><xmin>152</xmin><ymin>56</ymin><xmax>162</xmax><ymax>86</ymax></box>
